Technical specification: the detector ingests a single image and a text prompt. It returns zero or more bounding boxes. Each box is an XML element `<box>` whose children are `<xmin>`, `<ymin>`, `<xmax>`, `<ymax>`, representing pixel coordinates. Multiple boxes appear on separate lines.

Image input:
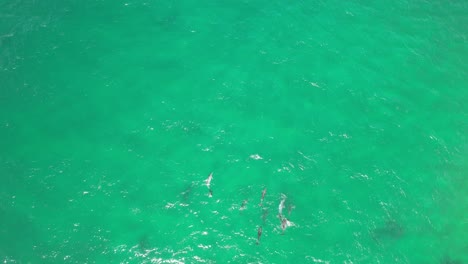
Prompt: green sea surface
<box><xmin>1</xmin><ymin>0</ymin><xmax>467</xmax><ymax>263</ymax></box>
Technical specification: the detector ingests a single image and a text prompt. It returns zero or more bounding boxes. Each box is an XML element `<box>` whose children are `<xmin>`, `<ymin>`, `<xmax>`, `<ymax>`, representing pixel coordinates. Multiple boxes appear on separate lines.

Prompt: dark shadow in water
<box><xmin>0</xmin><ymin>207</ymin><xmax>38</xmax><ymax>259</ymax></box>
<box><xmin>262</xmin><ymin>208</ymin><xmax>269</xmax><ymax>224</ymax></box>
<box><xmin>440</xmin><ymin>255</ymin><xmax>462</xmax><ymax>264</ymax></box>
<box><xmin>138</xmin><ymin>234</ymin><xmax>150</xmax><ymax>251</ymax></box>
<box><xmin>371</xmin><ymin>219</ymin><xmax>404</xmax><ymax>243</ymax></box>
<box><xmin>181</xmin><ymin>183</ymin><xmax>194</xmax><ymax>202</ymax></box>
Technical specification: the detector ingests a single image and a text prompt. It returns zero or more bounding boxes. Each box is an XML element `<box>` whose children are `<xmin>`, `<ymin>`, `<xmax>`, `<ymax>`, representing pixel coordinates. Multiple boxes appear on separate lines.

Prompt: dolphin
<box><xmin>280</xmin><ymin>216</ymin><xmax>295</xmax><ymax>234</ymax></box>
<box><xmin>257</xmin><ymin>226</ymin><xmax>262</xmax><ymax>244</ymax></box>
<box><xmin>278</xmin><ymin>194</ymin><xmax>286</xmax><ymax>216</ymax></box>
<box><xmin>240</xmin><ymin>199</ymin><xmax>248</xmax><ymax>211</ymax></box>
<box><xmin>205</xmin><ymin>172</ymin><xmax>213</xmax><ymax>189</ymax></box>
<box><xmin>259</xmin><ymin>188</ymin><xmax>267</xmax><ymax>206</ymax></box>
<box><xmin>288</xmin><ymin>204</ymin><xmax>295</xmax><ymax>216</ymax></box>
<box><xmin>281</xmin><ymin>217</ymin><xmax>291</xmax><ymax>234</ymax></box>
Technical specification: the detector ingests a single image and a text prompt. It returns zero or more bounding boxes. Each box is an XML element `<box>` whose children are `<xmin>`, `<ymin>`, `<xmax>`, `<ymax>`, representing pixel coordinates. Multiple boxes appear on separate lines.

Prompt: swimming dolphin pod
<box><xmin>200</xmin><ymin>172</ymin><xmax>296</xmax><ymax>244</ymax></box>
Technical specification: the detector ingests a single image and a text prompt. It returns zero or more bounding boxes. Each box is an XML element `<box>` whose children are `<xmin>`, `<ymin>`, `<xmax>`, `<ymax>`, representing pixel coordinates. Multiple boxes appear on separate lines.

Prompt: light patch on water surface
<box><xmin>193</xmin><ymin>256</ymin><xmax>207</xmax><ymax>262</ymax></box>
<box><xmin>149</xmin><ymin>258</ymin><xmax>184</xmax><ymax>264</ymax></box>
<box><xmin>305</xmin><ymin>256</ymin><xmax>330</xmax><ymax>264</ymax></box>
<box><xmin>249</xmin><ymin>154</ymin><xmax>263</xmax><ymax>160</ymax></box>
<box><xmin>310</xmin><ymin>82</ymin><xmax>321</xmax><ymax>88</ymax></box>
<box><xmin>164</xmin><ymin>202</ymin><xmax>175</xmax><ymax>209</ymax></box>
<box><xmin>197</xmin><ymin>244</ymin><xmax>211</xmax><ymax>250</ymax></box>
<box><xmin>350</xmin><ymin>173</ymin><xmax>371</xmax><ymax>180</ymax></box>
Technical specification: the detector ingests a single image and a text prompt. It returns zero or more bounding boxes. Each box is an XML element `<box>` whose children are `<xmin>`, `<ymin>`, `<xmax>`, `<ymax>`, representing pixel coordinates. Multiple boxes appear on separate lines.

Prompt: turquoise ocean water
<box><xmin>1</xmin><ymin>0</ymin><xmax>467</xmax><ymax>263</ymax></box>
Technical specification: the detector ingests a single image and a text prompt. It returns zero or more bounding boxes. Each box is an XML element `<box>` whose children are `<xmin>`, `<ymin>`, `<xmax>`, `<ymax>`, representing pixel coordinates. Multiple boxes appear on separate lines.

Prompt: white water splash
<box><xmin>249</xmin><ymin>154</ymin><xmax>263</xmax><ymax>160</ymax></box>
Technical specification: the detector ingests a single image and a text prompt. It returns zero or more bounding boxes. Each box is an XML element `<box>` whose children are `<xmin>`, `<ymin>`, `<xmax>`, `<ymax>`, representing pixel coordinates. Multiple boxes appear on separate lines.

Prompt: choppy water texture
<box><xmin>1</xmin><ymin>0</ymin><xmax>467</xmax><ymax>263</ymax></box>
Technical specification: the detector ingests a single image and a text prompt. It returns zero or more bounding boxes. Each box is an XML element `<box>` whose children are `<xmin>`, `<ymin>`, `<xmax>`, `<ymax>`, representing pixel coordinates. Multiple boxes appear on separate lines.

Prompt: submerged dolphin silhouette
<box><xmin>262</xmin><ymin>208</ymin><xmax>269</xmax><ymax>224</ymax></box>
<box><xmin>371</xmin><ymin>219</ymin><xmax>404</xmax><ymax>242</ymax></box>
<box><xmin>259</xmin><ymin>188</ymin><xmax>267</xmax><ymax>206</ymax></box>
<box><xmin>257</xmin><ymin>226</ymin><xmax>262</xmax><ymax>244</ymax></box>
